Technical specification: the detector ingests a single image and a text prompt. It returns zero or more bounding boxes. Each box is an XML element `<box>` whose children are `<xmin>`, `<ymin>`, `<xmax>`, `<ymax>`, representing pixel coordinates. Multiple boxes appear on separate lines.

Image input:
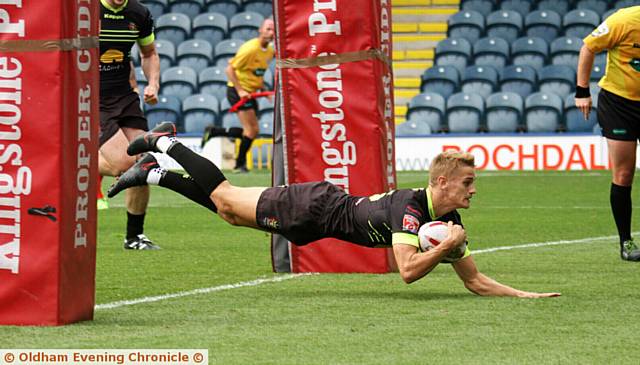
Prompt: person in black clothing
<box><xmin>108</xmin><ymin>122</ymin><xmax>560</xmax><ymax>297</ymax></box>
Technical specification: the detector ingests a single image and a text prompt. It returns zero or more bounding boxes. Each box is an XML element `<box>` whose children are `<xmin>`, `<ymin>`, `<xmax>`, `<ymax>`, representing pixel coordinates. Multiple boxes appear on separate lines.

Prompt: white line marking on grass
<box><xmin>95</xmin><ymin>273</ymin><xmax>313</xmax><ymax>310</ymax></box>
<box><xmin>472</xmin><ymin>233</ymin><xmax>638</xmax><ymax>255</ymax></box>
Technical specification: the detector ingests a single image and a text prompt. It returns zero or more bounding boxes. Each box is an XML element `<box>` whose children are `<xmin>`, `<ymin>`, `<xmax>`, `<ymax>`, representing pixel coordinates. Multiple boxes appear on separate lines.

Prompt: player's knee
<box><xmin>614</xmin><ymin>170</ymin><xmax>635</xmax><ymax>186</ymax></box>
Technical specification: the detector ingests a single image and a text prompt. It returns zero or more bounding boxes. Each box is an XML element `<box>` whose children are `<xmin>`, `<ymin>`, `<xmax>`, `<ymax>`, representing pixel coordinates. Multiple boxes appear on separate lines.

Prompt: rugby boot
<box><xmin>621</xmin><ymin>239</ymin><xmax>640</xmax><ymax>261</ymax></box>
<box><xmin>124</xmin><ymin>234</ymin><xmax>160</xmax><ymax>250</ymax></box>
<box><xmin>107</xmin><ymin>153</ymin><xmax>159</xmax><ymax>198</ymax></box>
<box><xmin>127</xmin><ymin>122</ymin><xmax>177</xmax><ymax>156</ymax></box>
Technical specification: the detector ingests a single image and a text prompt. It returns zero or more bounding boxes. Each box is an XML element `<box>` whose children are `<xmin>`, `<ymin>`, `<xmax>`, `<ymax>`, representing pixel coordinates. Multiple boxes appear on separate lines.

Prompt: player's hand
<box><xmin>143</xmin><ymin>84</ymin><xmax>158</xmax><ymax>105</ymax></box>
<box><xmin>238</xmin><ymin>89</ymin><xmax>250</xmax><ymax>99</ymax></box>
<box><xmin>518</xmin><ymin>291</ymin><xmax>562</xmax><ymax>298</ymax></box>
<box><xmin>575</xmin><ymin>96</ymin><xmax>592</xmax><ymax>120</ymax></box>
<box><xmin>442</xmin><ymin>221</ymin><xmax>466</xmax><ymax>250</ymax></box>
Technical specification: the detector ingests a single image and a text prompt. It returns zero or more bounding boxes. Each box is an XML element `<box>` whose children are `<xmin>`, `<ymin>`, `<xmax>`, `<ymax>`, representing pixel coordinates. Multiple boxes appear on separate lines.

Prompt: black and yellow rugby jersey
<box><xmin>584</xmin><ymin>6</ymin><xmax>640</xmax><ymax>101</ymax></box>
<box><xmin>99</xmin><ymin>0</ymin><xmax>155</xmax><ymax>95</ymax></box>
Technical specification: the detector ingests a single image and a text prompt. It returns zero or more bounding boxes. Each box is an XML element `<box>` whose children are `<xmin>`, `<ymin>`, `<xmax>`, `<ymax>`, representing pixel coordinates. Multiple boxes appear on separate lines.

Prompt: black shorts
<box><xmin>597</xmin><ymin>88</ymin><xmax>640</xmax><ymax>141</ymax></box>
<box><xmin>100</xmin><ymin>90</ymin><xmax>148</xmax><ymax>146</ymax></box>
<box><xmin>227</xmin><ymin>86</ymin><xmax>258</xmax><ymax>112</ymax></box>
<box><xmin>256</xmin><ymin>181</ymin><xmax>346</xmax><ymax>245</ymax></box>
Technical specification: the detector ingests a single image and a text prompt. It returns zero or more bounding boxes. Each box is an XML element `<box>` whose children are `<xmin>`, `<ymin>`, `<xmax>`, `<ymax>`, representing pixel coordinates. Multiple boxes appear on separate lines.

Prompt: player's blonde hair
<box><xmin>428</xmin><ymin>151</ymin><xmax>475</xmax><ymax>186</ymax></box>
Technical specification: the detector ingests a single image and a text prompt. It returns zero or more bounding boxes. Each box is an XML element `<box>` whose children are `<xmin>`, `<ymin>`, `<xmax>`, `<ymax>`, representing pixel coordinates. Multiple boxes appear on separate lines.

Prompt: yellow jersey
<box><xmin>227</xmin><ymin>38</ymin><xmax>275</xmax><ymax>93</ymax></box>
<box><xmin>583</xmin><ymin>6</ymin><xmax>640</xmax><ymax>101</ymax></box>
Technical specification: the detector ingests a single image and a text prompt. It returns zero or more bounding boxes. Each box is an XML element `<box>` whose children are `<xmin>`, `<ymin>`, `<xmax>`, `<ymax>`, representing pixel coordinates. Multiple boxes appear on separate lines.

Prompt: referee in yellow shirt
<box><xmin>575</xmin><ymin>6</ymin><xmax>640</xmax><ymax>261</ymax></box>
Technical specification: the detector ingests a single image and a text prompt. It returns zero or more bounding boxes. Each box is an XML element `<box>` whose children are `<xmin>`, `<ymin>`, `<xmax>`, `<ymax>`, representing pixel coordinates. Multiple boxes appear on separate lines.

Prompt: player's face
<box><xmin>259</xmin><ymin>20</ymin><xmax>275</xmax><ymax>44</ymax></box>
<box><xmin>444</xmin><ymin>166</ymin><xmax>476</xmax><ymax>209</ymax></box>
<box><xmin>109</xmin><ymin>0</ymin><xmax>126</xmax><ymax>6</ymax></box>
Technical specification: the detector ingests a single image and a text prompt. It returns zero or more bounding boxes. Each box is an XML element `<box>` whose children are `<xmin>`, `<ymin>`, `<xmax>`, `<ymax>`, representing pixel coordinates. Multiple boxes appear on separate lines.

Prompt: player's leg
<box><xmin>211</xmin><ymin>182</ymin><xmax>266</xmax><ymax>228</ymax></box>
<box><xmin>234</xmin><ymin>108</ymin><xmax>259</xmax><ymax>172</ymax></box>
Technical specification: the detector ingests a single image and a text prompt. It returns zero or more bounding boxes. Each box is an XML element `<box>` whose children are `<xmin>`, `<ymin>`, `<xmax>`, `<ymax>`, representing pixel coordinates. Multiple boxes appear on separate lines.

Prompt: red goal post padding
<box><xmin>0</xmin><ymin>1</ymin><xmax>99</xmax><ymax>325</ymax></box>
<box><xmin>273</xmin><ymin>0</ymin><xmax>397</xmax><ymax>273</ymax></box>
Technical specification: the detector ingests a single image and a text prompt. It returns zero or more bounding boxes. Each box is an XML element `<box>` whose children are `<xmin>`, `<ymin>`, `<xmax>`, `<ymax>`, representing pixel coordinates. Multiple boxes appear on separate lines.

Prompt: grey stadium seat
<box><xmin>395</xmin><ymin>120</ymin><xmax>433</xmax><ymax>136</ymax></box>
<box><xmin>461</xmin><ymin>65</ymin><xmax>499</xmax><ymax>99</ymax></box>
<box><xmin>182</xmin><ymin>93</ymin><xmax>219</xmax><ymax>133</ymax></box>
<box><xmin>499</xmin><ymin>0</ymin><xmax>534</xmax><ymax>18</ymax></box>
<box><xmin>155</xmin><ymin>39</ymin><xmax>177</xmax><ymax>71</ymax></box>
<box><xmin>525</xmin><ymin>10</ymin><xmax>562</xmax><ymax>43</ymax></box>
<box><xmin>193</xmin><ymin>12</ymin><xmax>228</xmax><ymax>46</ymax></box>
<box><xmin>550</xmin><ymin>36</ymin><xmax>583</xmax><ymax>67</ymax></box>
<box><xmin>243</xmin><ymin>0</ymin><xmax>274</xmax><ymax>18</ymax></box>
<box><xmin>473</xmin><ymin>37</ymin><xmax>510</xmax><ymax>68</ymax></box>
<box><xmin>446</xmin><ymin>92</ymin><xmax>484</xmax><ymax>133</ymax></box>
<box><xmin>447</xmin><ymin>10</ymin><xmax>485</xmax><ymax>44</ymax></box>
<box><xmin>500</xmin><ymin>65</ymin><xmax>537</xmax><ymax>98</ymax></box>
<box><xmin>141</xmin><ymin>0</ymin><xmax>168</xmax><ymax>20</ymax></box>
<box><xmin>160</xmin><ymin>66</ymin><xmax>198</xmax><ymax>101</ymax></box>
<box><xmin>511</xmin><ymin>36</ymin><xmax>549</xmax><ymax>71</ymax></box>
<box><xmin>168</xmin><ymin>0</ymin><xmax>204</xmax><ymax>19</ymax></box>
<box><xmin>486</xmin><ymin>10</ymin><xmax>523</xmax><ymax>43</ymax></box>
<box><xmin>565</xmin><ymin>94</ymin><xmax>598</xmax><ymax>132</ymax></box>
<box><xmin>434</xmin><ymin>37</ymin><xmax>472</xmax><ymax>75</ymax></box>
<box><xmin>213</xmin><ymin>38</ymin><xmax>243</xmax><ymax>67</ymax></box>
<box><xmin>536</xmin><ymin>0</ymin><xmax>571</xmax><ymax>16</ymax></box>
<box><xmin>155</xmin><ymin>13</ymin><xmax>191</xmax><ymax>46</ymax></box>
<box><xmin>420</xmin><ymin>65</ymin><xmax>460</xmax><ymax>99</ymax></box>
<box><xmin>485</xmin><ymin>92</ymin><xmax>524</xmax><ymax>132</ymax></box>
<box><xmin>563</xmin><ymin>9</ymin><xmax>599</xmax><ymax>38</ymax></box>
<box><xmin>538</xmin><ymin>64</ymin><xmax>575</xmax><ymax>98</ymax></box>
<box><xmin>145</xmin><ymin>95</ymin><xmax>182</xmax><ymax>130</ymax></box>
<box><xmin>461</xmin><ymin>0</ymin><xmax>495</xmax><ymax>17</ymax></box>
<box><xmin>406</xmin><ymin>92</ymin><xmax>446</xmax><ymax>133</ymax></box>
<box><xmin>198</xmin><ymin>66</ymin><xmax>228</xmax><ymax>101</ymax></box>
<box><xmin>524</xmin><ymin>92</ymin><xmax>563</xmax><ymax>132</ymax></box>
<box><xmin>205</xmin><ymin>0</ymin><xmax>241</xmax><ymax>19</ymax></box>
<box><xmin>229</xmin><ymin>11</ymin><xmax>264</xmax><ymax>41</ymax></box>
<box><xmin>177</xmin><ymin>39</ymin><xmax>214</xmax><ymax>74</ymax></box>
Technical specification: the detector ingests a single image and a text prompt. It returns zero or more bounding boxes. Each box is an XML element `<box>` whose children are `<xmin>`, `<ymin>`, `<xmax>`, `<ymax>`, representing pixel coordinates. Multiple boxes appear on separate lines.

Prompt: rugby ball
<box><xmin>418</xmin><ymin>221</ymin><xmax>448</xmax><ymax>252</ymax></box>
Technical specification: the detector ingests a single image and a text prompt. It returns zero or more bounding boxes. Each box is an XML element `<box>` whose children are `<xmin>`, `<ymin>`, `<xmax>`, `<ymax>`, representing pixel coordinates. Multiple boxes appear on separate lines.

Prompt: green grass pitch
<box><xmin>2</xmin><ymin>169</ymin><xmax>640</xmax><ymax>364</ymax></box>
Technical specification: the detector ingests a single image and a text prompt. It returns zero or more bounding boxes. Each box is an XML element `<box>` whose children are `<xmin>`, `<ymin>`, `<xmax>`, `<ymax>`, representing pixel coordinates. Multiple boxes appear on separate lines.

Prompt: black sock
<box><xmin>236</xmin><ymin>136</ymin><xmax>254</xmax><ymax>168</ymax></box>
<box><xmin>611</xmin><ymin>183</ymin><xmax>632</xmax><ymax>244</ymax></box>
<box><xmin>159</xmin><ymin>170</ymin><xmax>218</xmax><ymax>212</ymax></box>
<box><xmin>166</xmin><ymin>143</ymin><xmax>226</xmax><ymax>196</ymax></box>
<box><xmin>126</xmin><ymin>212</ymin><xmax>145</xmax><ymax>240</ymax></box>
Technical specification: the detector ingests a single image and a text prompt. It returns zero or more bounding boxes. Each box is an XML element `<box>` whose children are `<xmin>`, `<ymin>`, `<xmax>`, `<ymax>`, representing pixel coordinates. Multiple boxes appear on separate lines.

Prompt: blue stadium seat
<box><xmin>199</xmin><ymin>66</ymin><xmax>228</xmax><ymax>100</ymax></box>
<box><xmin>177</xmin><ymin>39</ymin><xmax>214</xmax><ymax>74</ymax></box>
<box><xmin>499</xmin><ymin>65</ymin><xmax>537</xmax><ymax>98</ymax></box>
<box><xmin>590</xmin><ymin>62</ymin><xmax>605</xmax><ymax>92</ymax></box>
<box><xmin>614</xmin><ymin>0</ymin><xmax>639</xmax><ymax>9</ymax></box>
<box><xmin>395</xmin><ymin>120</ymin><xmax>432</xmax><ymax>136</ymax></box>
<box><xmin>461</xmin><ymin>65</ymin><xmax>499</xmax><ymax>98</ymax></box>
<box><xmin>486</xmin><ymin>10</ymin><xmax>524</xmax><ymax>43</ymax></box>
<box><xmin>258</xmin><ymin>97</ymin><xmax>274</xmax><ymax>118</ymax></box>
<box><xmin>525</xmin><ymin>10</ymin><xmax>562</xmax><ymax>43</ymax></box>
<box><xmin>446</xmin><ymin>92</ymin><xmax>484</xmax><ymax>133</ymax></box>
<box><xmin>511</xmin><ymin>36</ymin><xmax>548</xmax><ymax>71</ymax></box>
<box><xmin>447</xmin><ymin>10</ymin><xmax>485</xmax><ymax>44</ymax></box>
<box><xmin>563</xmin><ymin>9</ymin><xmax>600</xmax><ymax>38</ymax></box>
<box><xmin>524</xmin><ymin>92</ymin><xmax>563</xmax><ymax>132</ymax></box>
<box><xmin>461</xmin><ymin>0</ymin><xmax>495</xmax><ymax>17</ymax></box>
<box><xmin>205</xmin><ymin>0</ymin><xmax>242</xmax><ymax>19</ymax></box>
<box><xmin>406</xmin><ymin>92</ymin><xmax>446</xmax><ymax>133</ymax></box>
<box><xmin>141</xmin><ymin>0</ymin><xmax>168</xmax><ymax>20</ymax></box>
<box><xmin>145</xmin><ymin>95</ymin><xmax>182</xmax><ymax>130</ymax></box>
<box><xmin>243</xmin><ymin>0</ymin><xmax>273</xmax><ymax>18</ymax></box>
<box><xmin>263</xmin><ymin>67</ymin><xmax>274</xmax><ymax>89</ymax></box>
<box><xmin>420</xmin><ymin>65</ymin><xmax>460</xmax><ymax>99</ymax></box>
<box><xmin>160</xmin><ymin>66</ymin><xmax>198</xmax><ymax>101</ymax></box>
<box><xmin>214</xmin><ymin>38</ymin><xmax>243</xmax><ymax>67</ymax></box>
<box><xmin>499</xmin><ymin>0</ymin><xmax>534</xmax><ymax>18</ymax></box>
<box><xmin>485</xmin><ymin>92</ymin><xmax>524</xmax><ymax>132</ymax></box>
<box><xmin>575</xmin><ymin>0</ymin><xmax>609</xmax><ymax>15</ymax></box>
<box><xmin>168</xmin><ymin>0</ymin><xmax>204</xmax><ymax>18</ymax></box>
<box><xmin>259</xmin><ymin>111</ymin><xmax>274</xmax><ymax>136</ymax></box>
<box><xmin>603</xmin><ymin>8</ymin><xmax>617</xmax><ymax>21</ymax></box>
<box><xmin>565</xmin><ymin>94</ymin><xmax>598</xmax><ymax>132</ymax></box>
<box><xmin>155</xmin><ymin>39</ymin><xmax>177</xmax><ymax>71</ymax></box>
<box><xmin>536</xmin><ymin>0</ymin><xmax>571</xmax><ymax>16</ymax></box>
<box><xmin>155</xmin><ymin>13</ymin><xmax>191</xmax><ymax>46</ymax></box>
<box><xmin>220</xmin><ymin>98</ymin><xmax>242</xmax><ymax>129</ymax></box>
<box><xmin>538</xmin><ymin>64</ymin><xmax>575</xmax><ymax>98</ymax></box>
<box><xmin>182</xmin><ymin>93</ymin><xmax>219</xmax><ymax>133</ymax></box>
<box><xmin>473</xmin><ymin>37</ymin><xmax>510</xmax><ymax>68</ymax></box>
<box><xmin>550</xmin><ymin>36</ymin><xmax>583</xmax><ymax>67</ymax></box>
<box><xmin>229</xmin><ymin>11</ymin><xmax>264</xmax><ymax>41</ymax></box>
<box><xmin>434</xmin><ymin>38</ymin><xmax>472</xmax><ymax>75</ymax></box>
<box><xmin>193</xmin><ymin>13</ymin><xmax>228</xmax><ymax>46</ymax></box>
<box><xmin>594</xmin><ymin>51</ymin><xmax>607</xmax><ymax>65</ymax></box>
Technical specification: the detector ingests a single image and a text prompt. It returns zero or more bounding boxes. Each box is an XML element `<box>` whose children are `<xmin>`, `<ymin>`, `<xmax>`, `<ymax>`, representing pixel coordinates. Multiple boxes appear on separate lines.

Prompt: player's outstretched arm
<box><xmin>452</xmin><ymin>256</ymin><xmax>561</xmax><ymax>298</ymax></box>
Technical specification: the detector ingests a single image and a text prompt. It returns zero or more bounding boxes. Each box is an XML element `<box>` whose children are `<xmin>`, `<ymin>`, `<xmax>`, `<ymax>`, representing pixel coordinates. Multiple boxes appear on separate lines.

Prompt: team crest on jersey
<box><xmin>591</xmin><ymin>22</ymin><xmax>609</xmax><ymax>37</ymax></box>
<box><xmin>128</xmin><ymin>22</ymin><xmax>138</xmax><ymax>31</ymax></box>
<box><xmin>402</xmin><ymin>214</ymin><xmax>420</xmax><ymax>234</ymax></box>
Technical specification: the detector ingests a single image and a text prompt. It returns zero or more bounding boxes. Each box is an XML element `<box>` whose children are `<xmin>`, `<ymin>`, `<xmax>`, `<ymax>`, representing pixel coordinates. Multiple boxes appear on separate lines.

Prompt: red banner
<box><xmin>0</xmin><ymin>0</ymin><xmax>99</xmax><ymax>325</ymax></box>
<box><xmin>275</xmin><ymin>0</ymin><xmax>396</xmax><ymax>273</ymax></box>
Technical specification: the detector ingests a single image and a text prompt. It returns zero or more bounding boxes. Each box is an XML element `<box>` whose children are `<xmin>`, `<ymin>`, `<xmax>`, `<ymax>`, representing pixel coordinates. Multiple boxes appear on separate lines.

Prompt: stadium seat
<box><xmin>220</xmin><ymin>98</ymin><xmax>242</xmax><ymax>129</ymax></box>
<box><xmin>243</xmin><ymin>0</ymin><xmax>274</xmax><ymax>18</ymax></box>
<box><xmin>131</xmin><ymin>43</ymin><xmax>140</xmax><ymax>66</ymax></box>
<box><xmin>511</xmin><ymin>36</ymin><xmax>549</xmax><ymax>71</ymax></box>
<box><xmin>590</xmin><ymin>62</ymin><xmax>605</xmax><ymax>91</ymax></box>
<box><xmin>499</xmin><ymin>0</ymin><xmax>534</xmax><ymax>18</ymax></box>
<box><xmin>420</xmin><ymin>65</ymin><xmax>460</xmax><ymax>99</ymax></box>
<box><xmin>134</xmin><ymin>66</ymin><xmax>147</xmax><ymax>92</ymax></box>
<box><xmin>259</xmin><ymin>111</ymin><xmax>274</xmax><ymax>136</ymax></box>
<box><xmin>563</xmin><ymin>9</ymin><xmax>599</xmax><ymax>38</ymax></box>
<box><xmin>229</xmin><ymin>11</ymin><xmax>264</xmax><ymax>41</ymax></box>
<box><xmin>155</xmin><ymin>13</ymin><xmax>191</xmax><ymax>46</ymax></box>
<box><xmin>486</xmin><ymin>10</ymin><xmax>524</xmax><ymax>43</ymax></box>
<box><xmin>406</xmin><ymin>92</ymin><xmax>446</xmax><ymax>133</ymax></box>
<box><xmin>263</xmin><ymin>67</ymin><xmax>274</xmax><ymax>90</ymax></box>
<box><xmin>473</xmin><ymin>37</ymin><xmax>510</xmax><ymax>68</ymax></box>
<box><xmin>434</xmin><ymin>38</ymin><xmax>472</xmax><ymax>75</ymax></box>
<box><xmin>192</xmin><ymin>12</ymin><xmax>229</xmax><ymax>46</ymax></box>
<box><xmin>524</xmin><ymin>92</ymin><xmax>563</xmax><ymax>132</ymax></box>
<box><xmin>446</xmin><ymin>92</ymin><xmax>484</xmax><ymax>133</ymax></box>
<box><xmin>565</xmin><ymin>94</ymin><xmax>598</xmax><ymax>132</ymax></box>
<box><xmin>447</xmin><ymin>10</ymin><xmax>485</xmax><ymax>44</ymax></box>
<box><xmin>182</xmin><ymin>93</ymin><xmax>219</xmax><ymax>133</ymax></box>
<box><xmin>461</xmin><ymin>0</ymin><xmax>495</xmax><ymax>17</ymax></box>
<box><xmin>485</xmin><ymin>92</ymin><xmax>523</xmax><ymax>132</ymax></box>
<box><xmin>168</xmin><ymin>0</ymin><xmax>204</xmax><ymax>19</ymax></box>
<box><xmin>461</xmin><ymin>65</ymin><xmax>499</xmax><ymax>98</ymax></box>
<box><xmin>145</xmin><ymin>95</ymin><xmax>182</xmax><ymax>130</ymax></box>
<box><xmin>538</xmin><ymin>64</ymin><xmax>576</xmax><ymax>98</ymax></box>
<box><xmin>199</xmin><ymin>66</ymin><xmax>228</xmax><ymax>101</ymax></box>
<box><xmin>258</xmin><ymin>97</ymin><xmax>274</xmax><ymax>117</ymax></box>
<box><xmin>536</xmin><ymin>0</ymin><xmax>571</xmax><ymax>16</ymax></box>
<box><xmin>575</xmin><ymin>0</ymin><xmax>609</xmax><ymax>15</ymax></box>
<box><xmin>614</xmin><ymin>0</ymin><xmax>638</xmax><ymax>9</ymax></box>
<box><xmin>141</xmin><ymin>0</ymin><xmax>168</xmax><ymax>20</ymax></box>
<box><xmin>160</xmin><ymin>66</ymin><xmax>198</xmax><ymax>101</ymax></box>
<box><xmin>499</xmin><ymin>65</ymin><xmax>537</xmax><ymax>98</ymax></box>
<box><xmin>177</xmin><ymin>39</ymin><xmax>214</xmax><ymax>74</ymax></box>
<box><xmin>205</xmin><ymin>0</ymin><xmax>242</xmax><ymax>19</ymax></box>
<box><xmin>550</xmin><ymin>36</ymin><xmax>583</xmax><ymax>67</ymax></box>
<box><xmin>395</xmin><ymin>120</ymin><xmax>433</xmax><ymax>136</ymax></box>
<box><xmin>213</xmin><ymin>38</ymin><xmax>243</xmax><ymax>67</ymax></box>
<box><xmin>603</xmin><ymin>8</ymin><xmax>617</xmax><ymax>21</ymax></box>
<box><xmin>525</xmin><ymin>10</ymin><xmax>562</xmax><ymax>43</ymax></box>
<box><xmin>155</xmin><ymin>39</ymin><xmax>177</xmax><ymax>71</ymax></box>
